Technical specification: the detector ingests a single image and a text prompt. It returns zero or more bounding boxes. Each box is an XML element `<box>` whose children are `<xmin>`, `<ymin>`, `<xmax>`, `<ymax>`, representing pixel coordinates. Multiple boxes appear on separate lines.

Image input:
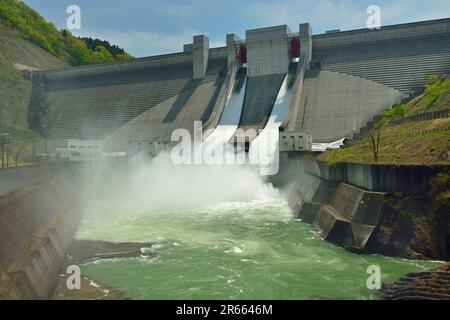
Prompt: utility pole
<box><xmin>0</xmin><ymin>133</ymin><xmax>12</xmax><ymax>168</ymax></box>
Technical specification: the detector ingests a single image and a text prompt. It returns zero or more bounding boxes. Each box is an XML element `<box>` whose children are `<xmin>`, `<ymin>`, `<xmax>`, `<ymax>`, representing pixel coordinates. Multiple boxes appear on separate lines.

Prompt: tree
<box><xmin>115</xmin><ymin>52</ymin><xmax>133</xmax><ymax>61</ymax></box>
<box><xmin>369</xmin><ymin>123</ymin><xmax>382</xmax><ymax>162</ymax></box>
<box><xmin>8</xmin><ymin>142</ymin><xmax>32</xmax><ymax>166</ymax></box>
<box><xmin>65</xmin><ymin>34</ymin><xmax>91</xmax><ymax>65</ymax></box>
<box><xmin>0</xmin><ymin>0</ymin><xmax>133</xmax><ymax>65</ymax></box>
<box><xmin>88</xmin><ymin>45</ymin><xmax>114</xmax><ymax>64</ymax></box>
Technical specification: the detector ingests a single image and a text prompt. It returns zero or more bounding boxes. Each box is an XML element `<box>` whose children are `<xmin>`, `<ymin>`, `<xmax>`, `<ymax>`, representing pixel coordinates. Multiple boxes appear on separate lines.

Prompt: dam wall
<box><xmin>310</xmin><ymin>19</ymin><xmax>450</xmax><ymax>92</ymax></box>
<box><xmin>30</xmin><ymin>44</ymin><xmax>228</xmax><ymax>144</ymax></box>
<box><xmin>101</xmin><ymin>57</ymin><xmax>227</xmax><ymax>151</ymax></box>
<box><xmin>286</xmin><ymin>18</ymin><xmax>450</xmax><ymax>142</ymax></box>
<box><xmin>286</xmin><ymin>70</ymin><xmax>405</xmax><ymax>142</ymax></box>
<box><xmin>0</xmin><ymin>162</ymin><xmax>101</xmax><ymax>299</ymax></box>
<box><xmin>29</xmin><ymin>18</ymin><xmax>450</xmax><ymax>148</ymax></box>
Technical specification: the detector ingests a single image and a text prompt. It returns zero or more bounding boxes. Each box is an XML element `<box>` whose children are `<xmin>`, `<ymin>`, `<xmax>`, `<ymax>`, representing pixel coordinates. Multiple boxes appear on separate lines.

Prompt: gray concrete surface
<box><xmin>193</xmin><ymin>35</ymin><xmax>209</xmax><ymax>79</ymax></box>
<box><xmin>103</xmin><ymin>58</ymin><xmax>227</xmax><ymax>151</ymax></box>
<box><xmin>288</xmin><ymin>70</ymin><xmax>405</xmax><ymax>142</ymax></box>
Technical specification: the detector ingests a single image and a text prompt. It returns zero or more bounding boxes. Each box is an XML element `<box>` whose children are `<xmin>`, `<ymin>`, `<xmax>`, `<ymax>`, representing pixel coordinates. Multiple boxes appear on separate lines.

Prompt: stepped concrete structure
<box><xmin>29</xmin><ymin>18</ymin><xmax>450</xmax><ymax>150</ymax></box>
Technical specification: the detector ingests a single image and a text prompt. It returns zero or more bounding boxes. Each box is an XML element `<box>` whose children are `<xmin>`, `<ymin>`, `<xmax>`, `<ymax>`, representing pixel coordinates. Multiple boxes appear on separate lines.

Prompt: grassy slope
<box><xmin>0</xmin><ymin>22</ymin><xmax>68</xmax><ymax>128</ymax></box>
<box><xmin>0</xmin><ymin>22</ymin><xmax>69</xmax><ymax>166</ymax></box>
<box><xmin>317</xmin><ymin>119</ymin><xmax>449</xmax><ymax>165</ymax></box>
<box><xmin>317</xmin><ymin>75</ymin><xmax>450</xmax><ymax>166</ymax></box>
<box><xmin>0</xmin><ymin>22</ymin><xmax>67</xmax><ymax>69</ymax></box>
<box><xmin>406</xmin><ymin>75</ymin><xmax>450</xmax><ymax>116</ymax></box>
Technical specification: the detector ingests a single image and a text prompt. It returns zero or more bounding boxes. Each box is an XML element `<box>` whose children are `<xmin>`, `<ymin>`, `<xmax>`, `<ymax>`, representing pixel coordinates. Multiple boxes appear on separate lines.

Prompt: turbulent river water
<box><xmin>76</xmin><ymin>197</ymin><xmax>437</xmax><ymax>300</ymax></box>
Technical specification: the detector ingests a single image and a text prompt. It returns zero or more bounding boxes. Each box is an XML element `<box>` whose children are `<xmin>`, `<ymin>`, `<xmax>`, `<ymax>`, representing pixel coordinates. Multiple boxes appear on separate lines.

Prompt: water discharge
<box><xmin>76</xmin><ymin>154</ymin><xmax>438</xmax><ymax>300</ymax></box>
<box><xmin>203</xmin><ymin>71</ymin><xmax>247</xmax><ymax>148</ymax></box>
<box><xmin>249</xmin><ymin>71</ymin><xmax>293</xmax><ymax>174</ymax></box>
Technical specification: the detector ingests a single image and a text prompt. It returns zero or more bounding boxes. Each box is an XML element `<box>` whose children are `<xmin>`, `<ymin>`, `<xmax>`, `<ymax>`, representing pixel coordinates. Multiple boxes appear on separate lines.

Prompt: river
<box><xmin>75</xmin><ymin>196</ymin><xmax>437</xmax><ymax>300</ymax></box>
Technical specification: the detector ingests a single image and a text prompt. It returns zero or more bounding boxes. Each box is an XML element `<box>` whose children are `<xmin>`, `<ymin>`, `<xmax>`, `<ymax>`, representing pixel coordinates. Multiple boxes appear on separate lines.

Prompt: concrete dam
<box><xmin>29</xmin><ymin>18</ymin><xmax>450</xmax><ymax>149</ymax></box>
<box><xmin>1</xmin><ymin>18</ymin><xmax>449</xmax><ymax>300</ymax></box>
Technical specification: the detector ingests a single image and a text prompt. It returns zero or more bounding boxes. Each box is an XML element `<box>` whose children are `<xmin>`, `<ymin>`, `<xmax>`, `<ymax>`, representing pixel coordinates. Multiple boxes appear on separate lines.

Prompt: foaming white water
<box><xmin>111</xmin><ymin>152</ymin><xmax>281</xmax><ymax>212</ymax></box>
<box><xmin>77</xmin><ymin>198</ymin><xmax>289</xmax><ymax>249</ymax></box>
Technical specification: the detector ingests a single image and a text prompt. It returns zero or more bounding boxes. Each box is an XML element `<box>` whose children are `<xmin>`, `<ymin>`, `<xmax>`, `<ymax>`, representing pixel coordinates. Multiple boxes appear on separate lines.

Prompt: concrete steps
<box><xmin>312</xmin><ymin>183</ymin><xmax>384</xmax><ymax>250</ymax></box>
<box><xmin>287</xmin><ymin>168</ymin><xmax>338</xmax><ymax>224</ymax></box>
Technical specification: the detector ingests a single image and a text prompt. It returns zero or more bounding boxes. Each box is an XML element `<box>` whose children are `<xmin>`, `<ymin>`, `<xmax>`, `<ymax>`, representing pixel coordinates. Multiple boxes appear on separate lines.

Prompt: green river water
<box><xmin>76</xmin><ymin>198</ymin><xmax>438</xmax><ymax>300</ymax></box>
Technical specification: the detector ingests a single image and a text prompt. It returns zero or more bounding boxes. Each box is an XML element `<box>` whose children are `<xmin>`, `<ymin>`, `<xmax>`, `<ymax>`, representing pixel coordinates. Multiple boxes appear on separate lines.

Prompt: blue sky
<box><xmin>23</xmin><ymin>0</ymin><xmax>450</xmax><ymax>57</ymax></box>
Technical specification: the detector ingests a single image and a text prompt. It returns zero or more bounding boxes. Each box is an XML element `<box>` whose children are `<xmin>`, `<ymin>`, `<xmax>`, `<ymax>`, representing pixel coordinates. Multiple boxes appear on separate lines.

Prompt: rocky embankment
<box><xmin>366</xmin><ymin>168</ymin><xmax>449</xmax><ymax>261</ymax></box>
<box><xmin>382</xmin><ymin>263</ymin><xmax>450</xmax><ymax>300</ymax></box>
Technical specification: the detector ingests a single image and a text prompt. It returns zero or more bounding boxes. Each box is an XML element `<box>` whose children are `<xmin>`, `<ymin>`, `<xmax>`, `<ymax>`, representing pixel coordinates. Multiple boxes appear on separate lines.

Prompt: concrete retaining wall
<box><xmin>0</xmin><ymin>162</ymin><xmax>77</xmax><ymax>198</ymax></box>
<box><xmin>0</xmin><ymin>162</ymin><xmax>100</xmax><ymax>299</ymax></box>
<box><xmin>287</xmin><ymin>166</ymin><xmax>338</xmax><ymax>224</ymax></box>
<box><xmin>0</xmin><ymin>205</ymin><xmax>80</xmax><ymax>299</ymax></box>
<box><xmin>285</xmin><ymin>158</ymin><xmax>440</xmax><ymax>251</ymax></box>
<box><xmin>287</xmin><ymin>163</ymin><xmax>383</xmax><ymax>250</ymax></box>
<box><xmin>303</xmin><ymin>160</ymin><xmax>439</xmax><ymax>194</ymax></box>
<box><xmin>282</xmin><ymin>155</ymin><xmax>443</xmax><ymax>251</ymax></box>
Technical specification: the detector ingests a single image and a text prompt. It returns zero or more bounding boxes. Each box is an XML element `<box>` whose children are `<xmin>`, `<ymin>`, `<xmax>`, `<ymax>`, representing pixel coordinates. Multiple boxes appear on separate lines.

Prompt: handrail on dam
<box><xmin>43</xmin><ymin>47</ymin><xmax>228</xmax><ymax>80</ymax></box>
<box><xmin>312</xmin><ymin>17</ymin><xmax>450</xmax><ymax>48</ymax></box>
<box><xmin>43</xmin><ymin>51</ymin><xmax>194</xmax><ymax>79</ymax></box>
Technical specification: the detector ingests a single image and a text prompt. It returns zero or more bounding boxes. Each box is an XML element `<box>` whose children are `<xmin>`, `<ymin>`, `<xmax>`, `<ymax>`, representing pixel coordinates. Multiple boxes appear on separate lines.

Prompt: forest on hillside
<box><xmin>0</xmin><ymin>0</ymin><xmax>133</xmax><ymax>65</ymax></box>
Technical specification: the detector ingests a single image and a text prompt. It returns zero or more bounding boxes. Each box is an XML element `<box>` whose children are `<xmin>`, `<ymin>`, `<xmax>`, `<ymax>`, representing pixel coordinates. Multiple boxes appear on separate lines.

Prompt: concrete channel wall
<box><xmin>0</xmin><ymin>162</ymin><xmax>102</xmax><ymax>299</ymax></box>
<box><xmin>304</xmin><ymin>160</ymin><xmax>440</xmax><ymax>194</ymax></box>
<box><xmin>287</xmin><ymin>164</ymin><xmax>382</xmax><ymax>250</ymax></box>
<box><xmin>0</xmin><ymin>162</ymin><xmax>77</xmax><ymax>198</ymax></box>
<box><xmin>286</xmin><ymin>158</ymin><xmax>440</xmax><ymax>251</ymax></box>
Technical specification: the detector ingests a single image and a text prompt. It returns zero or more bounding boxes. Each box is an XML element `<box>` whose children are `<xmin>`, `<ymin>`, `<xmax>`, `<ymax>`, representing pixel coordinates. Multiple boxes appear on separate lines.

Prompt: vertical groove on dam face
<box><xmin>203</xmin><ymin>67</ymin><xmax>247</xmax><ymax>148</ymax></box>
<box><xmin>217</xmin><ymin>67</ymin><xmax>247</xmax><ymax>126</ymax></box>
<box><xmin>0</xmin><ymin>163</ymin><xmax>99</xmax><ymax>299</ymax></box>
<box><xmin>238</xmin><ymin>73</ymin><xmax>286</xmax><ymax>129</ymax></box>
